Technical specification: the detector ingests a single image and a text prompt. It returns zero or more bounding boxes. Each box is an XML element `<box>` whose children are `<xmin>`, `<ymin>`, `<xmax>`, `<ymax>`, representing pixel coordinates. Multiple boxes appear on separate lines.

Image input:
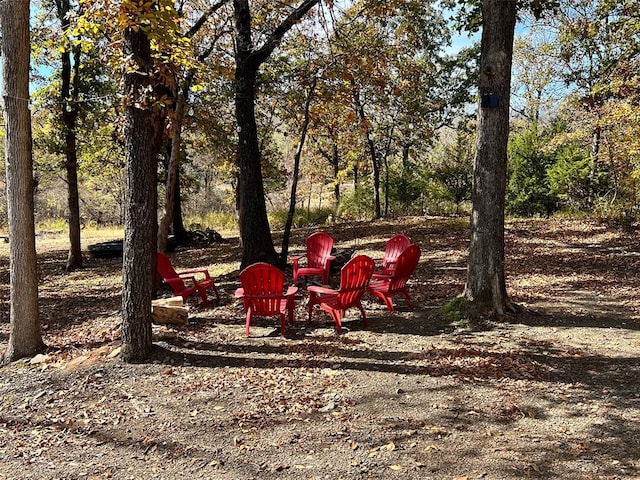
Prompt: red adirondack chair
<box><xmin>293</xmin><ymin>231</ymin><xmax>336</xmax><ymax>285</ymax></box>
<box><xmin>235</xmin><ymin>262</ymin><xmax>298</xmax><ymax>337</ymax></box>
<box><xmin>307</xmin><ymin>254</ymin><xmax>375</xmax><ymax>333</ymax></box>
<box><xmin>156</xmin><ymin>252</ymin><xmax>220</xmax><ymax>308</ymax></box>
<box><xmin>368</xmin><ymin>244</ymin><xmax>421</xmax><ymax>313</ymax></box>
<box><xmin>375</xmin><ymin>233</ymin><xmax>412</xmax><ymax>277</ymax></box>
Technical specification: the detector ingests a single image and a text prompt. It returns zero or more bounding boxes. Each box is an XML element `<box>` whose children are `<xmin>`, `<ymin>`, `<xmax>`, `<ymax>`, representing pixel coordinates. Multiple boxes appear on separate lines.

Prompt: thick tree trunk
<box><xmin>1</xmin><ymin>0</ymin><xmax>45</xmax><ymax>363</ymax></box>
<box><xmin>57</xmin><ymin>0</ymin><xmax>83</xmax><ymax>271</ymax></box>
<box><xmin>463</xmin><ymin>0</ymin><xmax>517</xmax><ymax>316</ymax></box>
<box><xmin>232</xmin><ymin>0</ymin><xmax>320</xmax><ymax>268</ymax></box>
<box><xmin>121</xmin><ymin>25</ymin><xmax>156</xmax><ymax>363</ymax></box>
<box><xmin>235</xmin><ymin>69</ymin><xmax>279</xmax><ymax>268</ymax></box>
<box><xmin>233</xmin><ymin>0</ymin><xmax>279</xmax><ymax>269</ymax></box>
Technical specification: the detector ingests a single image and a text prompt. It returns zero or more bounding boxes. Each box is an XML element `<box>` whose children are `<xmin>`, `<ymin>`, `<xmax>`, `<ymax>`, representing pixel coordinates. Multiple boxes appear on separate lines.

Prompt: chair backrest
<box><xmin>382</xmin><ymin>234</ymin><xmax>412</xmax><ymax>270</ymax></box>
<box><xmin>336</xmin><ymin>254</ymin><xmax>375</xmax><ymax>308</ymax></box>
<box><xmin>157</xmin><ymin>252</ymin><xmax>188</xmax><ymax>293</ymax></box>
<box><xmin>306</xmin><ymin>232</ymin><xmax>334</xmax><ymax>268</ymax></box>
<box><xmin>239</xmin><ymin>262</ymin><xmax>285</xmax><ymax>315</ymax></box>
<box><xmin>389</xmin><ymin>244</ymin><xmax>421</xmax><ymax>289</ymax></box>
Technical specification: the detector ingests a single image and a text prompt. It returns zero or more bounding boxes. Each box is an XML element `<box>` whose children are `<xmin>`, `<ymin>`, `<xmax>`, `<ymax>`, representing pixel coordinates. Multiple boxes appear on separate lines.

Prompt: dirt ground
<box><xmin>0</xmin><ymin>217</ymin><xmax>639</xmax><ymax>480</ymax></box>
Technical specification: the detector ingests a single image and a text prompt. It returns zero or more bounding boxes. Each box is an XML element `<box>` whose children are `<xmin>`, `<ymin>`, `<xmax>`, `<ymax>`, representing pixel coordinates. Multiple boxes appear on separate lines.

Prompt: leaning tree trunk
<box><xmin>281</xmin><ymin>75</ymin><xmax>317</xmax><ymax>264</ymax></box>
<box><xmin>1</xmin><ymin>0</ymin><xmax>45</xmax><ymax>363</ymax></box>
<box><xmin>121</xmin><ymin>24</ymin><xmax>156</xmax><ymax>363</ymax></box>
<box><xmin>463</xmin><ymin>0</ymin><xmax>517</xmax><ymax>316</ymax></box>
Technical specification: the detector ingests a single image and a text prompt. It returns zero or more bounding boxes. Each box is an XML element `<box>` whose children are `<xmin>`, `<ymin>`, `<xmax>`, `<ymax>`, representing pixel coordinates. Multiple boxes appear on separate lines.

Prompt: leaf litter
<box><xmin>1</xmin><ymin>217</ymin><xmax>639</xmax><ymax>479</ymax></box>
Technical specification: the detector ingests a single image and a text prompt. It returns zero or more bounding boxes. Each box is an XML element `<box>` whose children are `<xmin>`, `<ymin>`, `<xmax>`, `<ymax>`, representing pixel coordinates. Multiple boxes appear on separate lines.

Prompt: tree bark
<box><xmin>56</xmin><ymin>0</ymin><xmax>83</xmax><ymax>271</ymax></box>
<box><xmin>158</xmin><ymin>85</ymin><xmax>186</xmax><ymax>254</ymax></box>
<box><xmin>121</xmin><ymin>24</ymin><xmax>156</xmax><ymax>363</ymax></box>
<box><xmin>1</xmin><ymin>0</ymin><xmax>45</xmax><ymax>363</ymax></box>
<box><xmin>234</xmin><ymin>60</ymin><xmax>279</xmax><ymax>267</ymax></box>
<box><xmin>463</xmin><ymin>0</ymin><xmax>517</xmax><ymax>316</ymax></box>
<box><xmin>352</xmin><ymin>85</ymin><xmax>381</xmax><ymax>219</ymax></box>
<box><xmin>281</xmin><ymin>75</ymin><xmax>317</xmax><ymax>264</ymax></box>
<box><xmin>232</xmin><ymin>0</ymin><xmax>320</xmax><ymax>269</ymax></box>
<box><xmin>331</xmin><ymin>143</ymin><xmax>340</xmax><ymax>205</ymax></box>
<box><xmin>171</xmin><ymin>168</ymin><xmax>189</xmax><ymax>244</ymax></box>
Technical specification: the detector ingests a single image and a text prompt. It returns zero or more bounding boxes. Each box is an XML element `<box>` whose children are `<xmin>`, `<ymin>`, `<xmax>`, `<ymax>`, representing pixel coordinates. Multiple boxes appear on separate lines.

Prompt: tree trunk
<box><xmin>121</xmin><ymin>24</ymin><xmax>156</xmax><ymax>363</ymax></box>
<box><xmin>353</xmin><ymin>85</ymin><xmax>381</xmax><ymax>219</ymax></box>
<box><xmin>281</xmin><ymin>75</ymin><xmax>317</xmax><ymax>264</ymax></box>
<box><xmin>234</xmin><ymin>65</ymin><xmax>279</xmax><ymax>268</ymax></box>
<box><xmin>1</xmin><ymin>0</ymin><xmax>45</xmax><ymax>363</ymax></box>
<box><xmin>232</xmin><ymin>0</ymin><xmax>320</xmax><ymax>268</ymax></box>
<box><xmin>57</xmin><ymin>0</ymin><xmax>83</xmax><ymax>271</ymax></box>
<box><xmin>332</xmin><ymin>143</ymin><xmax>340</xmax><ymax>205</ymax></box>
<box><xmin>463</xmin><ymin>0</ymin><xmax>517</xmax><ymax>316</ymax></box>
<box><xmin>233</xmin><ymin>0</ymin><xmax>279</xmax><ymax>269</ymax></box>
<box><xmin>158</xmin><ymin>85</ymin><xmax>187</xmax><ymax>253</ymax></box>
<box><xmin>172</xmin><ymin>168</ymin><xmax>189</xmax><ymax>245</ymax></box>
<box><xmin>382</xmin><ymin>126</ymin><xmax>394</xmax><ymax>217</ymax></box>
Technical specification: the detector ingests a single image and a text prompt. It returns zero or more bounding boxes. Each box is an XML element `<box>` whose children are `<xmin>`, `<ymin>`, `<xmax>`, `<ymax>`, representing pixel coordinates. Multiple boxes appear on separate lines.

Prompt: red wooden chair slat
<box><xmin>375</xmin><ymin>233</ymin><xmax>412</xmax><ymax>278</ymax></box>
<box><xmin>293</xmin><ymin>232</ymin><xmax>336</xmax><ymax>285</ymax></box>
<box><xmin>156</xmin><ymin>252</ymin><xmax>219</xmax><ymax>308</ymax></box>
<box><xmin>368</xmin><ymin>244</ymin><xmax>421</xmax><ymax>313</ymax></box>
<box><xmin>235</xmin><ymin>262</ymin><xmax>298</xmax><ymax>337</ymax></box>
<box><xmin>307</xmin><ymin>255</ymin><xmax>375</xmax><ymax>333</ymax></box>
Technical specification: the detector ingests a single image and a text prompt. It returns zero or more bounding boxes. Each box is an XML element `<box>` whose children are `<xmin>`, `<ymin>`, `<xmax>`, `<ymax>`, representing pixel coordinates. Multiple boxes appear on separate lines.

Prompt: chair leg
<box><xmin>383</xmin><ymin>295</ymin><xmax>395</xmax><ymax>313</ymax></box>
<box><xmin>279</xmin><ymin>313</ymin><xmax>286</xmax><ymax>337</ymax></box>
<box><xmin>331</xmin><ymin>311</ymin><xmax>342</xmax><ymax>334</ymax></box>
<box><xmin>245</xmin><ymin>309</ymin><xmax>252</xmax><ymax>337</ymax></box>
<box><xmin>358</xmin><ymin>304</ymin><xmax>369</xmax><ymax>327</ymax></box>
<box><xmin>197</xmin><ymin>286</ymin><xmax>210</xmax><ymax>308</ymax></box>
<box><xmin>401</xmin><ymin>288</ymin><xmax>412</xmax><ymax>309</ymax></box>
<box><xmin>211</xmin><ymin>284</ymin><xmax>220</xmax><ymax>302</ymax></box>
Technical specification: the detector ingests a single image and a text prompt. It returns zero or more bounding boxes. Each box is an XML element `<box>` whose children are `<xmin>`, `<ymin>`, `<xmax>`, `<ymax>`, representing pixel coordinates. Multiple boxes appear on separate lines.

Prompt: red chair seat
<box><xmin>156</xmin><ymin>252</ymin><xmax>219</xmax><ymax>308</ymax></box>
<box><xmin>368</xmin><ymin>244</ymin><xmax>420</xmax><ymax>313</ymax></box>
<box><xmin>375</xmin><ymin>234</ymin><xmax>411</xmax><ymax>277</ymax></box>
<box><xmin>308</xmin><ymin>255</ymin><xmax>375</xmax><ymax>333</ymax></box>
<box><xmin>293</xmin><ymin>232</ymin><xmax>335</xmax><ymax>285</ymax></box>
<box><xmin>236</xmin><ymin>263</ymin><xmax>297</xmax><ymax>337</ymax></box>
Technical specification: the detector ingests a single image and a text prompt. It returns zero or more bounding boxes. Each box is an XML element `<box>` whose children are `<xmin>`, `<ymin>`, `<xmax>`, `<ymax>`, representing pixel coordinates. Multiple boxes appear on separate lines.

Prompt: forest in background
<box><xmin>0</xmin><ymin>0</ymin><xmax>638</xmax><ymax>233</ymax></box>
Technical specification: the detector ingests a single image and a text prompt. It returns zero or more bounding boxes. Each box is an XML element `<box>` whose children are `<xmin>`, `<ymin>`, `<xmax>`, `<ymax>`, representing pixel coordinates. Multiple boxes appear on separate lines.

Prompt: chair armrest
<box><xmin>170</xmin><ymin>275</ymin><xmax>196</xmax><ymax>287</ymax></box>
<box><xmin>308</xmin><ymin>285</ymin><xmax>337</xmax><ymax>295</ymax></box>
<box><xmin>179</xmin><ymin>268</ymin><xmax>211</xmax><ymax>280</ymax></box>
<box><xmin>284</xmin><ymin>286</ymin><xmax>298</xmax><ymax>297</ymax></box>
